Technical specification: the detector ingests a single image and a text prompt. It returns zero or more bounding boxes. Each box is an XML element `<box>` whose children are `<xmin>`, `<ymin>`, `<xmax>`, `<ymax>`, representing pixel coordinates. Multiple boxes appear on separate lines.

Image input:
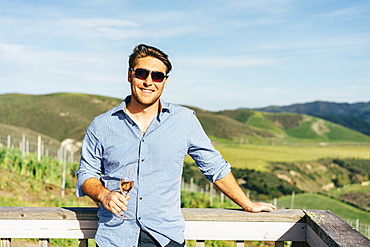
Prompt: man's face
<box><xmin>128</xmin><ymin>56</ymin><xmax>167</xmax><ymax>108</ymax></box>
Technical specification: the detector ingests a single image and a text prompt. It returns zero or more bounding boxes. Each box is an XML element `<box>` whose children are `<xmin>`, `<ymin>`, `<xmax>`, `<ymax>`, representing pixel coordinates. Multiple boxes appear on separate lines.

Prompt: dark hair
<box><xmin>128</xmin><ymin>44</ymin><xmax>172</xmax><ymax>74</ymax></box>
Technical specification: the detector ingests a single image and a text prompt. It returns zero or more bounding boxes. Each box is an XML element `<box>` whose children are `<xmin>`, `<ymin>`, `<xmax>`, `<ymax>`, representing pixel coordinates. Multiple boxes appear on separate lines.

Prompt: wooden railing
<box><xmin>0</xmin><ymin>207</ymin><xmax>369</xmax><ymax>247</ymax></box>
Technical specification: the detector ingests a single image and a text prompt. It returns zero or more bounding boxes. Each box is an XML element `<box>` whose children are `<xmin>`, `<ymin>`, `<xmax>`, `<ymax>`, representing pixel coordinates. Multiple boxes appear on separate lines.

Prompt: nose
<box><xmin>143</xmin><ymin>73</ymin><xmax>153</xmax><ymax>86</ymax></box>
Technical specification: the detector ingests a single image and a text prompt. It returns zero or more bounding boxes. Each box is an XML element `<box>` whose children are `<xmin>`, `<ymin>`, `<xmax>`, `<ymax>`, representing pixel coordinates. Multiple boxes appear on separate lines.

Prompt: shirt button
<box><xmin>141</xmin><ymin>159</ymin><xmax>144</xmax><ymax>162</ymax></box>
<box><xmin>142</xmin><ymin>139</ymin><xmax>144</xmax><ymax>142</ymax></box>
<box><xmin>140</xmin><ymin>178</ymin><xmax>143</xmax><ymax>181</ymax></box>
<box><xmin>138</xmin><ymin>217</ymin><xmax>141</xmax><ymax>220</ymax></box>
<box><xmin>140</xmin><ymin>197</ymin><xmax>142</xmax><ymax>200</ymax></box>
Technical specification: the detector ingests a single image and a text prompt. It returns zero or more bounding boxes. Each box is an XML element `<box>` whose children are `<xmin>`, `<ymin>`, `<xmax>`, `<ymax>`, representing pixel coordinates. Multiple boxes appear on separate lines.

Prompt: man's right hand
<box><xmin>82</xmin><ymin>177</ymin><xmax>130</xmax><ymax>215</ymax></box>
<box><xmin>100</xmin><ymin>190</ymin><xmax>130</xmax><ymax>215</ymax></box>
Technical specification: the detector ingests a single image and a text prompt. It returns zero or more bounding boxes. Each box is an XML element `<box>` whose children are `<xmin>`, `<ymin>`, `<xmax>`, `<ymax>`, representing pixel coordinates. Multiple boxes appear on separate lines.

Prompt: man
<box><xmin>76</xmin><ymin>44</ymin><xmax>276</xmax><ymax>247</ymax></box>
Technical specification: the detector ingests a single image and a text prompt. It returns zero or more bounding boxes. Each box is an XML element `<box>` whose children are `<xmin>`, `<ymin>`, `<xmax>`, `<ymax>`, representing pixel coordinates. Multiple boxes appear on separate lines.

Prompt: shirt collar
<box><xmin>112</xmin><ymin>96</ymin><xmax>171</xmax><ymax>121</ymax></box>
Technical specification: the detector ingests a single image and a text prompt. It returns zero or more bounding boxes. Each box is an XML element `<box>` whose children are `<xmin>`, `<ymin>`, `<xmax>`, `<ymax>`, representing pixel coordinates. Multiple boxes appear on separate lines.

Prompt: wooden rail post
<box><xmin>275</xmin><ymin>241</ymin><xmax>284</xmax><ymax>247</ymax></box>
<box><xmin>22</xmin><ymin>134</ymin><xmax>25</xmax><ymax>159</ymax></box>
<box><xmin>195</xmin><ymin>240</ymin><xmax>204</xmax><ymax>247</ymax></box>
<box><xmin>37</xmin><ymin>135</ymin><xmax>41</xmax><ymax>161</ymax></box>
<box><xmin>236</xmin><ymin>240</ymin><xmax>244</xmax><ymax>247</ymax></box>
<box><xmin>61</xmin><ymin>147</ymin><xmax>67</xmax><ymax>198</ymax></box>
<box><xmin>39</xmin><ymin>238</ymin><xmax>49</xmax><ymax>247</ymax></box>
<box><xmin>7</xmin><ymin>135</ymin><xmax>10</xmax><ymax>149</ymax></box>
<box><xmin>78</xmin><ymin>239</ymin><xmax>88</xmax><ymax>247</ymax></box>
<box><xmin>291</xmin><ymin>191</ymin><xmax>295</xmax><ymax>209</ymax></box>
<box><xmin>1</xmin><ymin>238</ymin><xmax>11</xmax><ymax>247</ymax></box>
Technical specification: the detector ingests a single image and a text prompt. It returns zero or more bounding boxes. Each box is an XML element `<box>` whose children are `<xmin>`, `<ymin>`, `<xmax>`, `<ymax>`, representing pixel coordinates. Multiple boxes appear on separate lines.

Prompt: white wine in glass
<box><xmin>114</xmin><ymin>162</ymin><xmax>135</xmax><ymax>219</ymax></box>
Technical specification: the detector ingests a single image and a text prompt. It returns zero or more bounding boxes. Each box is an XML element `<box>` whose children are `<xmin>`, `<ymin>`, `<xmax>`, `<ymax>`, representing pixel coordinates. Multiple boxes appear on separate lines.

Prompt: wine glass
<box><xmin>114</xmin><ymin>162</ymin><xmax>136</xmax><ymax>219</ymax></box>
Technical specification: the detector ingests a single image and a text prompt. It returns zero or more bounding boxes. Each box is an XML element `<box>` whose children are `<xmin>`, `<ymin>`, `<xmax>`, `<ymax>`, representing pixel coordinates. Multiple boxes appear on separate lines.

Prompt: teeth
<box><xmin>142</xmin><ymin>89</ymin><xmax>152</xmax><ymax>93</ymax></box>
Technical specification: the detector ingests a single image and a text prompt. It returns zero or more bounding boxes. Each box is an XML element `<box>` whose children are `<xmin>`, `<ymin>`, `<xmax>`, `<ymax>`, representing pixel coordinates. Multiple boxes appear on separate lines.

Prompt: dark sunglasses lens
<box><xmin>135</xmin><ymin>69</ymin><xmax>149</xmax><ymax>80</ymax></box>
<box><xmin>151</xmin><ymin>72</ymin><xmax>165</xmax><ymax>82</ymax></box>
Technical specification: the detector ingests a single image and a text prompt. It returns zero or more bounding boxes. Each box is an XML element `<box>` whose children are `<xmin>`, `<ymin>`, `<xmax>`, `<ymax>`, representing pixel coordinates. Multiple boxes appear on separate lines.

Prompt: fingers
<box><xmin>110</xmin><ymin>198</ymin><xmax>127</xmax><ymax>214</ymax></box>
<box><xmin>246</xmin><ymin>202</ymin><xmax>276</xmax><ymax>213</ymax></box>
<box><xmin>102</xmin><ymin>191</ymin><xmax>129</xmax><ymax>214</ymax></box>
<box><xmin>257</xmin><ymin>203</ymin><xmax>276</xmax><ymax>212</ymax></box>
<box><xmin>263</xmin><ymin>203</ymin><xmax>276</xmax><ymax>211</ymax></box>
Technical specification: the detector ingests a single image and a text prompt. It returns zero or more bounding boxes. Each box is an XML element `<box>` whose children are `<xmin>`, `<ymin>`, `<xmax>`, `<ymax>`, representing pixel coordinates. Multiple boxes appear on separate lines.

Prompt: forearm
<box><xmin>82</xmin><ymin>177</ymin><xmax>129</xmax><ymax>214</ymax></box>
<box><xmin>214</xmin><ymin>172</ymin><xmax>276</xmax><ymax>212</ymax></box>
<box><xmin>213</xmin><ymin>172</ymin><xmax>253</xmax><ymax>210</ymax></box>
<box><xmin>82</xmin><ymin>177</ymin><xmax>110</xmax><ymax>203</ymax></box>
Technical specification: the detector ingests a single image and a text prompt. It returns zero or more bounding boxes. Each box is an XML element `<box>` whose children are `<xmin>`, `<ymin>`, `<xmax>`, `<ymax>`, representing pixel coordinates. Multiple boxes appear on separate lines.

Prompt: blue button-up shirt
<box><xmin>76</xmin><ymin>96</ymin><xmax>231</xmax><ymax>247</ymax></box>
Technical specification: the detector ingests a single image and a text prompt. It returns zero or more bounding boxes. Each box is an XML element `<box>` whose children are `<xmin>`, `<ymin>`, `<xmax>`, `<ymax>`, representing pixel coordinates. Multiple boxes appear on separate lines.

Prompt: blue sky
<box><xmin>0</xmin><ymin>0</ymin><xmax>369</xmax><ymax>111</ymax></box>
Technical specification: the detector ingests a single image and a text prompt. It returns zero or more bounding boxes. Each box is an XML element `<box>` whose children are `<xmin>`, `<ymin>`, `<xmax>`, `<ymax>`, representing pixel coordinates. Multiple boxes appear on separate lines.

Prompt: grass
<box><xmin>212</xmin><ymin>143</ymin><xmax>370</xmax><ymax>170</ymax></box>
<box><xmin>0</xmin><ymin>167</ymin><xmax>96</xmax><ymax>208</ymax></box>
<box><xmin>328</xmin><ymin>183</ymin><xmax>370</xmax><ymax>196</ymax></box>
<box><xmin>0</xmin><ymin>167</ymin><xmax>98</xmax><ymax>247</ymax></box>
<box><xmin>276</xmin><ymin>193</ymin><xmax>370</xmax><ymax>225</ymax></box>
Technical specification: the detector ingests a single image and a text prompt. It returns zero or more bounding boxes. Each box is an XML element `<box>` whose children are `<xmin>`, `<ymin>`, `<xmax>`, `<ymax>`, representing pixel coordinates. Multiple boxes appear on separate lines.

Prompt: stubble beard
<box><xmin>131</xmin><ymin>84</ymin><xmax>161</xmax><ymax>109</ymax></box>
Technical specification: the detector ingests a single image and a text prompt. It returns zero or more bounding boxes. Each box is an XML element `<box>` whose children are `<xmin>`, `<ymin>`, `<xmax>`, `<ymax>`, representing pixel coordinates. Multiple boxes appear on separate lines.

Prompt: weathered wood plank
<box><xmin>0</xmin><ymin>207</ymin><xmax>99</xmax><ymax>221</ymax></box>
<box><xmin>182</xmin><ymin>208</ymin><xmax>305</xmax><ymax>222</ymax></box>
<box><xmin>304</xmin><ymin>209</ymin><xmax>370</xmax><ymax>247</ymax></box>
<box><xmin>184</xmin><ymin>221</ymin><xmax>306</xmax><ymax>241</ymax></box>
<box><xmin>0</xmin><ymin>207</ymin><xmax>304</xmax><ymax>223</ymax></box>
<box><xmin>2</xmin><ymin>207</ymin><xmax>367</xmax><ymax>246</ymax></box>
<box><xmin>0</xmin><ymin>220</ymin><xmax>97</xmax><ymax>238</ymax></box>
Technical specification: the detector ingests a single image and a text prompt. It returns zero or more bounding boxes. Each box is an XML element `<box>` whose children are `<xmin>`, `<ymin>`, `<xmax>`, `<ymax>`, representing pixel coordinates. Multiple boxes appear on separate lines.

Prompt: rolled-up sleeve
<box><xmin>187</xmin><ymin>111</ymin><xmax>231</xmax><ymax>183</ymax></box>
<box><xmin>76</xmin><ymin>118</ymin><xmax>104</xmax><ymax>197</ymax></box>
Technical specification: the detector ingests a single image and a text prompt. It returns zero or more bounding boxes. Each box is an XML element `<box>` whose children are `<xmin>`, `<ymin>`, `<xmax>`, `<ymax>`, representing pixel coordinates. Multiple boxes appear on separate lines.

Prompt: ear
<box><xmin>163</xmin><ymin>77</ymin><xmax>168</xmax><ymax>88</ymax></box>
<box><xmin>128</xmin><ymin>69</ymin><xmax>132</xmax><ymax>83</ymax></box>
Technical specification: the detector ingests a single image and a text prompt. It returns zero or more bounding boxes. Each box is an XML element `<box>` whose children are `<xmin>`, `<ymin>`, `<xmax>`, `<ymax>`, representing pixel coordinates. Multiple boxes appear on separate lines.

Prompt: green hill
<box><xmin>0</xmin><ymin>93</ymin><xmax>122</xmax><ymax>141</ymax></box>
<box><xmin>214</xmin><ymin>110</ymin><xmax>370</xmax><ymax>144</ymax></box>
<box><xmin>1</xmin><ymin>93</ymin><xmax>370</xmax><ymax>145</ymax></box>
<box><xmin>254</xmin><ymin>100</ymin><xmax>370</xmax><ymax>136</ymax></box>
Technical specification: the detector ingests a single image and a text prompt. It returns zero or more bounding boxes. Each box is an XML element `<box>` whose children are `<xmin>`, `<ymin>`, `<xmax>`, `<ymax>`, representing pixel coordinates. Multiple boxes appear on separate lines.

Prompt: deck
<box><xmin>0</xmin><ymin>207</ymin><xmax>369</xmax><ymax>246</ymax></box>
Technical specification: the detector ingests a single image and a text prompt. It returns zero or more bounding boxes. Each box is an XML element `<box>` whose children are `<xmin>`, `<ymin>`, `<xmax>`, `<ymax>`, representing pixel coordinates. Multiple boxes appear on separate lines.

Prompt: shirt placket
<box><xmin>137</xmin><ymin>135</ymin><xmax>145</xmax><ymax>224</ymax></box>
<box><xmin>136</xmin><ymin>118</ymin><xmax>160</xmax><ymax>225</ymax></box>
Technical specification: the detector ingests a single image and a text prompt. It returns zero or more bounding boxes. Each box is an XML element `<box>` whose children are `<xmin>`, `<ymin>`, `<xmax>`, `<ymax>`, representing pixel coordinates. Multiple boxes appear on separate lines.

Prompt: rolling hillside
<box><xmin>1</xmin><ymin>93</ymin><xmax>370</xmax><ymax>145</ymax></box>
<box><xmin>0</xmin><ymin>93</ymin><xmax>122</xmax><ymax>142</ymax></box>
<box><xmin>212</xmin><ymin>109</ymin><xmax>370</xmax><ymax>144</ymax></box>
<box><xmin>254</xmin><ymin>101</ymin><xmax>370</xmax><ymax>136</ymax></box>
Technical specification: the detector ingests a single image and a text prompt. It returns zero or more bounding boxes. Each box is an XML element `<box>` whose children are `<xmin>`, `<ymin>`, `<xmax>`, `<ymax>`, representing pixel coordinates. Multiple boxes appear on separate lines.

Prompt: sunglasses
<box><xmin>130</xmin><ymin>68</ymin><xmax>168</xmax><ymax>83</ymax></box>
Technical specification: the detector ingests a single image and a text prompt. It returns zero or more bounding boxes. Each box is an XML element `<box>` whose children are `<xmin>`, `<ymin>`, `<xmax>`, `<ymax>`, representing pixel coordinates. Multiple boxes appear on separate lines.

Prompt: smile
<box><xmin>141</xmin><ymin>88</ymin><xmax>154</xmax><ymax>93</ymax></box>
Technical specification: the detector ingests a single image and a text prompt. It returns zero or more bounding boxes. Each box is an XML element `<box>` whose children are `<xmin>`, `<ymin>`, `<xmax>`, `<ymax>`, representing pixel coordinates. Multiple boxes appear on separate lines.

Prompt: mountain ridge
<box><xmin>252</xmin><ymin>100</ymin><xmax>370</xmax><ymax>136</ymax></box>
